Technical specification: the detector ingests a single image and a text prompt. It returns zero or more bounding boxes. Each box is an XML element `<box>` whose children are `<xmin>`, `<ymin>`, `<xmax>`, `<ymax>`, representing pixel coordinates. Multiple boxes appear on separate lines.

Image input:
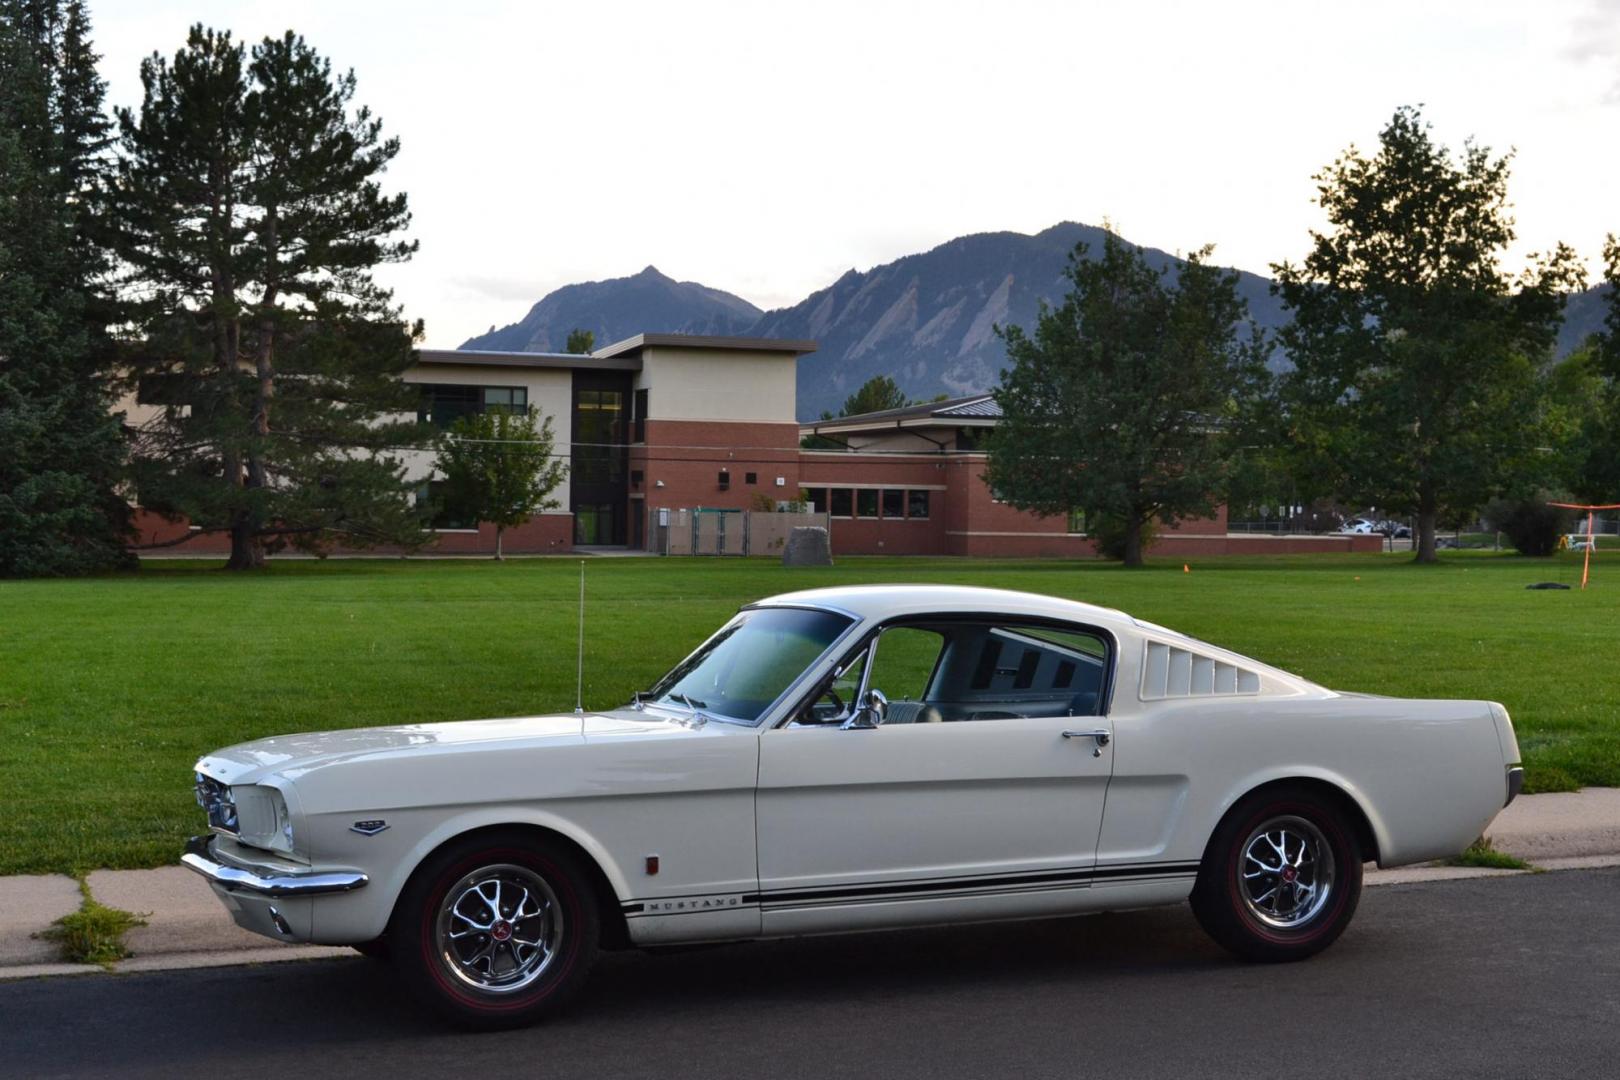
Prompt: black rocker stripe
<box><xmin>746</xmin><ymin>862</ymin><xmax>1200</xmax><ymax>907</ymax></box>
<box><xmin>621</xmin><ymin>861</ymin><xmax>1200</xmax><ymax>913</ymax></box>
<box><xmin>754</xmin><ymin>872</ymin><xmax>1199</xmax><ymax>911</ymax></box>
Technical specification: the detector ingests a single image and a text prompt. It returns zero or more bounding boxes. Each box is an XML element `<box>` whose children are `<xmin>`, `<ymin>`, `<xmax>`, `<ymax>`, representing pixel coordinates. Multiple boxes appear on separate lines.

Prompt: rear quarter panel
<box><xmin>1100</xmin><ymin>696</ymin><xmax>1509</xmax><ymax>870</ymax></box>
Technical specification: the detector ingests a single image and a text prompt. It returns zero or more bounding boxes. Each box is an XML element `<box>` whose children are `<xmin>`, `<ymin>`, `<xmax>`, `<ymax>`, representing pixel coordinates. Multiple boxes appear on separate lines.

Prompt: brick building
<box><xmin>129</xmin><ymin>332</ymin><xmax>1379</xmax><ymax>557</ymax></box>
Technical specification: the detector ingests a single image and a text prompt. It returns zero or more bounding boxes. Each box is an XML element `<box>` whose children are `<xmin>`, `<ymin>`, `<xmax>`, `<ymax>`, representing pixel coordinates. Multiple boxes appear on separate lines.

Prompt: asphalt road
<box><xmin>3</xmin><ymin>869</ymin><xmax>1617</xmax><ymax>1080</ymax></box>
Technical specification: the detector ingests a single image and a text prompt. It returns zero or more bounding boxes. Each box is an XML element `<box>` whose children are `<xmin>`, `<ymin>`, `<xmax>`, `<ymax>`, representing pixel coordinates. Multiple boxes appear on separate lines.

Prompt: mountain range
<box><xmin>459</xmin><ymin>222</ymin><xmax>1613</xmax><ymax>421</ymax></box>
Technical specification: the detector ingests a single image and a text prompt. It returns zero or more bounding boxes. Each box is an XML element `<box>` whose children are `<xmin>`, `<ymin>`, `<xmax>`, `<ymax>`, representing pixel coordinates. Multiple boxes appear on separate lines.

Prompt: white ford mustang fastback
<box><xmin>185</xmin><ymin>585</ymin><xmax>1522</xmax><ymax>1028</ymax></box>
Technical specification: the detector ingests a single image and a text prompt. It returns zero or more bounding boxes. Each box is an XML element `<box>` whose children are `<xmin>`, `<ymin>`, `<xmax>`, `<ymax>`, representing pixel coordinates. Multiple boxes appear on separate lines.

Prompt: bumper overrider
<box><xmin>183</xmin><ymin>834</ymin><xmax>368</xmax><ymax>942</ymax></box>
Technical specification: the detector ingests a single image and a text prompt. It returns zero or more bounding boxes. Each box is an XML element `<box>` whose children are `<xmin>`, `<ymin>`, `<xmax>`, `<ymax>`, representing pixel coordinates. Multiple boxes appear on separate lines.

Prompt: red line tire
<box><xmin>389</xmin><ymin>830</ymin><xmax>600</xmax><ymax>1030</ymax></box>
<box><xmin>1190</xmin><ymin>786</ymin><xmax>1363</xmax><ymax>962</ymax></box>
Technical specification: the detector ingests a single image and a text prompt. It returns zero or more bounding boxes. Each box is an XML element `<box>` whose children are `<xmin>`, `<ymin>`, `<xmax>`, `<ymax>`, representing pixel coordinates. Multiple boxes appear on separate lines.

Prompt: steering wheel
<box><xmin>822</xmin><ymin>685</ymin><xmax>845</xmax><ymax>715</ymax></box>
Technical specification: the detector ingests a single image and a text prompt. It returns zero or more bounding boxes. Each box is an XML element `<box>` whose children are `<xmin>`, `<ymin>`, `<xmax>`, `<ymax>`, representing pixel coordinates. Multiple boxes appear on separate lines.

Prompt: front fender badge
<box><xmin>350</xmin><ymin>820</ymin><xmax>390</xmax><ymax>836</ymax></box>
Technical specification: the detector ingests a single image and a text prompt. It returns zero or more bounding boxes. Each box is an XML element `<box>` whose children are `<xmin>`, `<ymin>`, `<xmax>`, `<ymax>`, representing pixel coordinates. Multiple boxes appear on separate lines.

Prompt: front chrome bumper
<box><xmin>182</xmin><ymin>835</ymin><xmax>369</xmax><ymax>897</ymax></box>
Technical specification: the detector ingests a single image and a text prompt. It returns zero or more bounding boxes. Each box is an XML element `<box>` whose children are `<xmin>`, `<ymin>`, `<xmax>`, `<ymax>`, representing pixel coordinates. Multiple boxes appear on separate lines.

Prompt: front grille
<box><xmin>195</xmin><ymin>773</ymin><xmax>238</xmax><ymax>833</ymax></box>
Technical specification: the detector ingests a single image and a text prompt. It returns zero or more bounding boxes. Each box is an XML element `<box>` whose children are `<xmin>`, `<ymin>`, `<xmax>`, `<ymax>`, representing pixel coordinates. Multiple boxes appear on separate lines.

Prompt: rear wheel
<box><xmin>390</xmin><ymin>830</ymin><xmax>600</xmax><ymax>1029</ymax></box>
<box><xmin>1190</xmin><ymin>787</ymin><xmax>1363</xmax><ymax>962</ymax></box>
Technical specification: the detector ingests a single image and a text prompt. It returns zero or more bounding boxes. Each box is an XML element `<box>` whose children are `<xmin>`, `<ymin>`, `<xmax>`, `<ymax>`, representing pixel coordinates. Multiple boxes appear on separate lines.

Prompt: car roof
<box><xmin>752</xmin><ymin>584</ymin><xmax>1138</xmax><ymax>631</ymax></box>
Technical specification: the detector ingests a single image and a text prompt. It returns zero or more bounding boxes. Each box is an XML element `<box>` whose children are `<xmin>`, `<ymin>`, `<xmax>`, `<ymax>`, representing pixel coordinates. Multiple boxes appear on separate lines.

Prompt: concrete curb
<box><xmin>3</xmin><ymin>786</ymin><xmax>1617</xmax><ymax>981</ymax></box>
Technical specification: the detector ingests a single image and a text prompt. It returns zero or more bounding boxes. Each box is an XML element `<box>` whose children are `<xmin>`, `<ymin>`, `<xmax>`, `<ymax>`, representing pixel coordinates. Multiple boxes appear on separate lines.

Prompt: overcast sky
<box><xmin>92</xmin><ymin>0</ymin><xmax>1620</xmax><ymax>348</ymax></box>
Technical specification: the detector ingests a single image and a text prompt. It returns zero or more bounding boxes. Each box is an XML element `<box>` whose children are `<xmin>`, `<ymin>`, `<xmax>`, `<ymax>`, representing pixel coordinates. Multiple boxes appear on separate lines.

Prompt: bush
<box><xmin>1483</xmin><ymin>496</ymin><xmax>1576</xmax><ymax>556</ymax></box>
<box><xmin>1088</xmin><ymin>514</ymin><xmax>1159</xmax><ymax>561</ymax></box>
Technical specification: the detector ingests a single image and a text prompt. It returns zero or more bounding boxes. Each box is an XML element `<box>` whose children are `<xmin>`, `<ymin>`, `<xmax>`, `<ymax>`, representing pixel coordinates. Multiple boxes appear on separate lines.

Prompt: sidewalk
<box><xmin>3</xmin><ymin>787</ymin><xmax>1617</xmax><ymax>980</ymax></box>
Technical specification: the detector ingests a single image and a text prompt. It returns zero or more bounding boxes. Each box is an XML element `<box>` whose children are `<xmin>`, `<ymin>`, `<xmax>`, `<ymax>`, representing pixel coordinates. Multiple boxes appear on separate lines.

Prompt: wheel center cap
<box><xmin>491</xmin><ymin>920</ymin><xmax>512</xmax><ymax>941</ymax></box>
<box><xmin>1282</xmin><ymin>867</ymin><xmax>1297</xmax><ymax>883</ymax></box>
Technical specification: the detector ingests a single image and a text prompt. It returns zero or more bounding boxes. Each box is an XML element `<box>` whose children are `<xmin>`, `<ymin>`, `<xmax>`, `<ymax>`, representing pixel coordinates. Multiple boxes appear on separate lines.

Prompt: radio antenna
<box><xmin>574</xmin><ymin>560</ymin><xmax>586</xmax><ymax>715</ymax></box>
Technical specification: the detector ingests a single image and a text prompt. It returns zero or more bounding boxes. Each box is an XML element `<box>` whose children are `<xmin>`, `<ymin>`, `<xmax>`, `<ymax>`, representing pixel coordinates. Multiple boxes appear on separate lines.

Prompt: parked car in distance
<box><xmin>1339</xmin><ymin>518</ymin><xmax>1377</xmax><ymax>534</ymax></box>
<box><xmin>184</xmin><ymin>585</ymin><xmax>1524</xmax><ymax>1029</ymax></box>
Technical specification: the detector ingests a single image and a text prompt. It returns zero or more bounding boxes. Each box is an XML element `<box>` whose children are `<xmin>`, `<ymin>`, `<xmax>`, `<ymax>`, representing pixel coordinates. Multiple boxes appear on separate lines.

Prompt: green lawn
<box><xmin>2</xmin><ymin>551</ymin><xmax>1616</xmax><ymax>875</ymax></box>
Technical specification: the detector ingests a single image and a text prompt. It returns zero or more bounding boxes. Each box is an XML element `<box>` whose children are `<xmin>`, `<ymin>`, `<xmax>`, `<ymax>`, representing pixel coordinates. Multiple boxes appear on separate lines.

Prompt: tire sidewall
<box><xmin>394</xmin><ymin>835</ymin><xmax>599</xmax><ymax>1026</ymax></box>
<box><xmin>1222</xmin><ymin>797</ymin><xmax>1358</xmax><ymax>948</ymax></box>
<box><xmin>1193</xmin><ymin>788</ymin><xmax>1364</xmax><ymax>961</ymax></box>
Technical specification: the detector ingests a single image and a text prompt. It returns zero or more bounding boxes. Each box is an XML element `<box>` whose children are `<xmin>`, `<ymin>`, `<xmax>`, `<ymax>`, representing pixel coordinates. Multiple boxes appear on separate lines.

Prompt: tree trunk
<box><xmin>1122</xmin><ymin>508</ymin><xmax>1145</xmax><ymax>568</ymax></box>
<box><xmin>494</xmin><ymin>525</ymin><xmax>504</xmax><ymax>561</ymax></box>
<box><xmin>1415</xmin><ymin>486</ymin><xmax>1439</xmax><ymax>564</ymax></box>
<box><xmin>226</xmin><ymin>517</ymin><xmax>264</xmax><ymax>570</ymax></box>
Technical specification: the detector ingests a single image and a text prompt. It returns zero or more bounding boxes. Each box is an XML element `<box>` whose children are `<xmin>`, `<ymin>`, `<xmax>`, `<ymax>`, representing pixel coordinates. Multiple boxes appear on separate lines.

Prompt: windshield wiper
<box><xmin>668</xmin><ymin>691</ymin><xmax>707</xmax><ymax>711</ymax></box>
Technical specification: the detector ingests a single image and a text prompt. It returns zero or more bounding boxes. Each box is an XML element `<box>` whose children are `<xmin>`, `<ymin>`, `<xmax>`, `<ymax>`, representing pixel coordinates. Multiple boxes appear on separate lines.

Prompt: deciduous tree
<box><xmin>434</xmin><ymin>408</ymin><xmax>567</xmax><ymax>559</ymax></box>
<box><xmin>564</xmin><ymin>328</ymin><xmax>594</xmax><ymax>355</ymax></box>
<box><xmin>839</xmin><ymin>374</ymin><xmax>908</xmax><ymax>417</ymax></box>
<box><xmin>986</xmin><ymin>232</ymin><xmax>1269</xmax><ymax>566</ymax></box>
<box><xmin>1273</xmin><ymin>107</ymin><xmax>1586</xmax><ymax>562</ymax></box>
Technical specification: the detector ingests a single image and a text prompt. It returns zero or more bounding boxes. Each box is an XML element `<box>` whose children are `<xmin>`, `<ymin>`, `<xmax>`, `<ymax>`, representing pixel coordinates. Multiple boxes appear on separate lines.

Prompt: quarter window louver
<box><xmin>1141</xmin><ymin>641</ymin><xmax>1261</xmax><ymax>700</ymax></box>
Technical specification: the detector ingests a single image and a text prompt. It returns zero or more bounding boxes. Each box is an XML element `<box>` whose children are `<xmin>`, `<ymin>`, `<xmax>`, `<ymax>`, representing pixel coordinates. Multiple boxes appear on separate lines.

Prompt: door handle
<box><xmin>1062</xmin><ymin>729</ymin><xmax>1111</xmax><ymax>756</ymax></box>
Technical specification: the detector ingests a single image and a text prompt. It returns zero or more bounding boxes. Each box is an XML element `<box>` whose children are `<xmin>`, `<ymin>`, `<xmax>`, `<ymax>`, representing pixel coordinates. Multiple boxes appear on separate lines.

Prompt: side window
<box><xmin>928</xmin><ymin>623</ymin><xmax>1109</xmax><ymax>722</ymax></box>
<box><xmin>799</xmin><ymin>647</ymin><xmax>869</xmax><ymax>725</ymax></box>
<box><xmin>867</xmin><ymin>627</ymin><xmax>945</xmax><ymax>702</ymax></box>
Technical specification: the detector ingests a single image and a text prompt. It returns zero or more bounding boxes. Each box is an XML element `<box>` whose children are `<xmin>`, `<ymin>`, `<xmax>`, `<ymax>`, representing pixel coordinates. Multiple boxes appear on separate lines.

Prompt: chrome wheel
<box><xmin>434</xmin><ymin>863</ymin><xmax>563</xmax><ymax>994</ymax></box>
<box><xmin>1239</xmin><ymin>815</ymin><xmax>1336</xmax><ymax>929</ymax></box>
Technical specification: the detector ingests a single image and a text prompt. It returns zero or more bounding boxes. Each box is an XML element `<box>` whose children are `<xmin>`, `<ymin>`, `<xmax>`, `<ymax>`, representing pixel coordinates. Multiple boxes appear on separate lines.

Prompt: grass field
<box><xmin>2</xmin><ymin>551</ymin><xmax>1617</xmax><ymax>875</ymax></box>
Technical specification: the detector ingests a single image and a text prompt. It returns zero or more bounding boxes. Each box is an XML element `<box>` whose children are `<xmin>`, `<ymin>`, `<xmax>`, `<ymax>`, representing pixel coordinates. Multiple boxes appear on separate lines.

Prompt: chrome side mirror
<box><xmin>842</xmin><ymin>688</ymin><xmax>888</xmax><ymax>729</ymax></box>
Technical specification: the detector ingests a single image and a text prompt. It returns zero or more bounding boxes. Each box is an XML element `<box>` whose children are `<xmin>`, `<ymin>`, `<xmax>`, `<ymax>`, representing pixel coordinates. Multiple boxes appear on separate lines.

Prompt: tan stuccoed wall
<box><xmin>636</xmin><ymin>347</ymin><xmax>797</xmax><ymax>423</ymax></box>
<box><xmin>401</xmin><ymin>363</ymin><xmax>574</xmax><ymax>511</ymax></box>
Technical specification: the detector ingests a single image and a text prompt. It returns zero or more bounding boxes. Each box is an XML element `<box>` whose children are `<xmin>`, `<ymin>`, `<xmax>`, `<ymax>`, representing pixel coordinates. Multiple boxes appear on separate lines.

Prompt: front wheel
<box><xmin>390</xmin><ymin>830</ymin><xmax>600</xmax><ymax>1029</ymax></box>
<box><xmin>1190</xmin><ymin>787</ymin><xmax>1363</xmax><ymax>962</ymax></box>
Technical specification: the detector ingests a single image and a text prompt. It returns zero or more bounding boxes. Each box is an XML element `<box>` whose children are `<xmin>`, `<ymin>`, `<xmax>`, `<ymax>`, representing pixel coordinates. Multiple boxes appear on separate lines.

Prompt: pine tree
<box><xmin>111</xmin><ymin>27</ymin><xmax>426</xmax><ymax>568</ymax></box>
<box><xmin>0</xmin><ymin>0</ymin><xmax>132</xmax><ymax>577</ymax></box>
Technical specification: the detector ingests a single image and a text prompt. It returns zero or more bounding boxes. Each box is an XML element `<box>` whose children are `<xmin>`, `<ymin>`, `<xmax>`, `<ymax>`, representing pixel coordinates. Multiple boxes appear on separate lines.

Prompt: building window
<box><xmin>572</xmin><ymin>387</ymin><xmax>626</xmax><ymax>485</ymax></box>
<box><xmin>802</xmin><ymin>488</ymin><xmax>828</xmax><ymax>513</ymax></box>
<box><xmin>957</xmin><ymin>428</ymin><xmax>985</xmax><ymax>452</ymax></box>
<box><xmin>1067</xmin><ymin>509</ymin><xmax>1087</xmax><ymax>534</ymax></box>
<box><xmin>418</xmin><ymin>384</ymin><xmax>527</xmax><ymax>429</ymax></box>
<box><xmin>630</xmin><ymin>470</ymin><xmax>644</xmax><ymax>487</ymax></box>
<box><xmin>908</xmin><ymin>490</ymin><xmax>930</xmax><ymax>519</ymax></box>
<box><xmin>745</xmin><ymin>471</ymin><xmax>758</xmax><ymax>485</ymax></box>
<box><xmin>881</xmin><ymin>489</ymin><xmax>904</xmax><ymax>519</ymax></box>
<box><xmin>135</xmin><ymin>373</ymin><xmax>191</xmax><ymax>406</ymax></box>
<box><xmin>857</xmin><ymin>489</ymin><xmax>879</xmax><ymax>518</ymax></box>
<box><xmin>417</xmin><ymin>481</ymin><xmax>477</xmax><ymax>531</ymax></box>
<box><xmin>633</xmin><ymin>388</ymin><xmax>648</xmax><ymax>443</ymax></box>
<box><xmin>830</xmin><ymin>489</ymin><xmax>853</xmax><ymax>518</ymax></box>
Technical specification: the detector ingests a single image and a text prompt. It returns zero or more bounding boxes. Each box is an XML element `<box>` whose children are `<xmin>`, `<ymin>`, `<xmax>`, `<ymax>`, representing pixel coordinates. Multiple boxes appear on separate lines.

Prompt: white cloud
<box><xmin>1565</xmin><ymin>0</ymin><xmax>1620</xmax><ymax>102</ymax></box>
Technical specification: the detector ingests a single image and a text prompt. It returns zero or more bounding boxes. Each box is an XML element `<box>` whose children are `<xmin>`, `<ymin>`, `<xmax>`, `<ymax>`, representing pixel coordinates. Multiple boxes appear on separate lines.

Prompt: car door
<box><xmin>754</xmin><ymin>618</ymin><xmax>1117</xmax><ymax>935</ymax></box>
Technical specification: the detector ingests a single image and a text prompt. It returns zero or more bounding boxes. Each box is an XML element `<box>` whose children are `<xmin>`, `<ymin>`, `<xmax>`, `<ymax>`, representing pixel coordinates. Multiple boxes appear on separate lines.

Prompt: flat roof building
<box><xmin>128</xmin><ymin>332</ymin><xmax>1380</xmax><ymax>559</ymax></box>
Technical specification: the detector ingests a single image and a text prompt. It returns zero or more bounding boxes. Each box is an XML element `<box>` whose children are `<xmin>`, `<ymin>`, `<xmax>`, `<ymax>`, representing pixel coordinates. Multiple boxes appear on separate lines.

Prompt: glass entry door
<box><xmin>570</xmin><ymin>371</ymin><xmax>631</xmax><ymax>545</ymax></box>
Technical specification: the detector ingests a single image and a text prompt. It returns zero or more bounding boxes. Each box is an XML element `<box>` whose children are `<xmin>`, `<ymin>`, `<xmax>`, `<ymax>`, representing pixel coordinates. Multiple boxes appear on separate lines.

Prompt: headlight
<box><xmin>231</xmin><ymin>785</ymin><xmax>296</xmax><ymax>854</ymax></box>
<box><xmin>195</xmin><ymin>773</ymin><xmax>237</xmax><ymax>832</ymax></box>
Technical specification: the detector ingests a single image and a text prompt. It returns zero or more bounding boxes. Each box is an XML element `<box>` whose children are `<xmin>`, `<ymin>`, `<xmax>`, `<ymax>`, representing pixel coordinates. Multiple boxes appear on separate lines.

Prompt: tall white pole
<box><xmin>575</xmin><ymin>560</ymin><xmax>586</xmax><ymax>714</ymax></box>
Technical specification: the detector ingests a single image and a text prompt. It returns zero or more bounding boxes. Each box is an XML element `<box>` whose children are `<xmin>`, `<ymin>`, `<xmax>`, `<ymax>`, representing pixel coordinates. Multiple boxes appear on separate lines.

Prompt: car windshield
<box><xmin>644</xmin><ymin>607</ymin><xmax>854</xmax><ymax>724</ymax></box>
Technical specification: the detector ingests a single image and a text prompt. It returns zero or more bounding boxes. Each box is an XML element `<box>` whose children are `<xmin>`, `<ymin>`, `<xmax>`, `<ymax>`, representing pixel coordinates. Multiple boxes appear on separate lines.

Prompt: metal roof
<box><xmin>413</xmin><ymin>349</ymin><xmax>641</xmax><ymax>372</ymax></box>
<box><xmin>594</xmin><ymin>333</ymin><xmax>819</xmax><ymax>360</ymax></box>
<box><xmin>800</xmin><ymin>393</ymin><xmax>1002</xmax><ymax>435</ymax></box>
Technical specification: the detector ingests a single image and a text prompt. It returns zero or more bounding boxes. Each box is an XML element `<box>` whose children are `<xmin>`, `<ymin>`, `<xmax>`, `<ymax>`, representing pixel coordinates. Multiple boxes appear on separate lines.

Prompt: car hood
<box><xmin>196</xmin><ymin>710</ymin><xmax>686</xmax><ymax>786</ymax></box>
